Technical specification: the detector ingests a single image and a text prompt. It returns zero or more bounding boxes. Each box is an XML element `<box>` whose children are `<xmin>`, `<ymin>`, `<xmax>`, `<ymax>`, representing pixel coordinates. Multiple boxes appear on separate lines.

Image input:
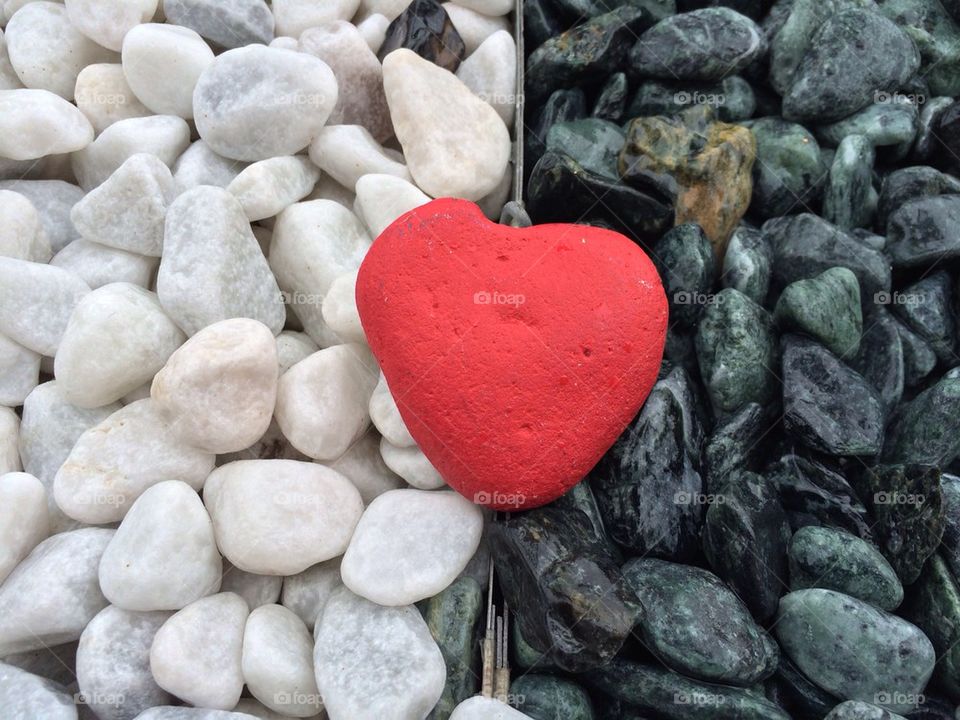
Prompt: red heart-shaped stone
<box><xmin>356</xmin><ymin>198</ymin><xmax>668</xmax><ymax>510</ymax></box>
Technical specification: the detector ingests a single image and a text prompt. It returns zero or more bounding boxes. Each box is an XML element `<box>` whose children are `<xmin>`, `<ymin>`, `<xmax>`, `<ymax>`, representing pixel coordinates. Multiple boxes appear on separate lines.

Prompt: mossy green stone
<box><xmin>745</xmin><ymin>117</ymin><xmax>826</xmax><ymax>218</ymax></box>
<box><xmin>940</xmin><ymin>473</ymin><xmax>960</xmax><ymax>578</ymax></box>
<box><xmin>774</xmin><ymin>266</ymin><xmax>862</xmax><ymax>358</ymax></box>
<box><xmin>721</xmin><ymin>225</ymin><xmax>772</xmax><ymax>305</ymax></box>
<box><xmin>822</xmin><ymin>134</ymin><xmax>876</xmax><ymax>230</ymax></box>
<box><xmin>626</xmin><ymin>76</ymin><xmax>756</xmax><ymax>122</ymax></box>
<box><xmin>817</xmin><ymin>101</ymin><xmax>919</xmax><ymax>153</ymax></box>
<box><xmin>592</xmin><ymin>72</ymin><xmax>628</xmax><ymax>123</ymax></box>
<box><xmin>885</xmin><ymin>375</ymin><xmax>960</xmax><ymax>466</ymax></box>
<box><xmin>654</xmin><ymin>223</ymin><xmax>716</xmax><ymax>328</ymax></box>
<box><xmin>876</xmin><ymin>166</ymin><xmax>960</xmax><ymax>232</ymax></box>
<box><xmin>875</xmin><ymin>0</ymin><xmax>960</xmax><ymax>96</ymax></box>
<box><xmin>788</xmin><ymin>525</ymin><xmax>903</xmax><ymax>610</ymax></box>
<box><xmin>825</xmin><ymin>700</ymin><xmax>908</xmax><ymax>720</ymax></box>
<box><xmin>775</xmin><ymin>589</ymin><xmax>935</xmax><ymax>714</ymax></box>
<box><xmin>425</xmin><ymin>577</ymin><xmax>484</xmax><ymax>720</ymax></box>
<box><xmin>544</xmin><ymin>119</ymin><xmax>624</xmax><ymax>180</ymax></box>
<box><xmin>886</xmin><ymin>195</ymin><xmax>960</xmax><ymax>268</ymax></box>
<box><xmin>890</xmin><ymin>271</ymin><xmax>956</xmax><ymax>363</ymax></box>
<box><xmin>511</xmin><ymin>674</ymin><xmax>595</xmax><ymax>720</ymax></box>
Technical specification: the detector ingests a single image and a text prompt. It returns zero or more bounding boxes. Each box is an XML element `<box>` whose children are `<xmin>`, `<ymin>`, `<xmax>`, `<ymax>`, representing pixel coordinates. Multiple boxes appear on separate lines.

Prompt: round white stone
<box><xmin>380</xmin><ymin>437</ymin><xmax>446</xmax><ymax>489</ymax></box>
<box><xmin>227</xmin><ymin>155</ymin><xmax>320</xmax><ymax>222</ymax></box>
<box><xmin>122</xmin><ymin>23</ymin><xmax>213</xmax><ymax>118</ymax></box>
<box><xmin>151</xmin><ymin>318</ymin><xmax>278</xmax><ymax>454</ymax></box>
<box><xmin>313</xmin><ymin>586</ymin><xmax>445</xmax><ymax>720</ymax></box>
<box><xmin>76</xmin><ymin>605</ymin><xmax>173</xmax><ymax>720</ymax></box>
<box><xmin>242</xmin><ymin>604</ymin><xmax>322</xmax><ymax>717</ymax></box>
<box><xmin>54</xmin><ymin>399</ymin><xmax>215</xmax><ymax>524</ymax></box>
<box><xmin>354</xmin><ymin>173</ymin><xmax>430</xmax><ymax>237</ymax></box>
<box><xmin>157</xmin><ymin>186</ymin><xmax>285</xmax><ymax>336</ymax></box>
<box><xmin>456</xmin><ymin>29</ymin><xmax>517</xmax><ymax>127</ymax></box>
<box><xmin>382</xmin><ymin>49</ymin><xmax>510</xmax><ymax>201</ymax></box>
<box><xmin>450</xmin><ymin>697</ymin><xmax>535</xmax><ymax>720</ymax></box>
<box><xmin>0</xmin><ymin>661</ymin><xmax>77</xmax><ymax>720</ymax></box>
<box><xmin>369</xmin><ymin>373</ymin><xmax>415</xmax><ymax>447</ymax></box>
<box><xmin>204</xmin><ymin>460</ymin><xmax>364</xmax><ymax>575</ymax></box>
<box><xmin>326</xmin><ymin>430</ymin><xmax>404</xmax><ymax>505</ymax></box>
<box><xmin>162</xmin><ymin>0</ymin><xmax>275</xmax><ymax>50</ymax></box>
<box><xmin>321</xmin><ymin>270</ymin><xmax>366</xmax><ymax>345</ymax></box>
<box><xmin>65</xmin><ymin>0</ymin><xmax>158</xmax><ymax>51</ymax></box>
<box><xmin>193</xmin><ymin>45</ymin><xmax>338</xmax><ymax>162</ymax></box>
<box><xmin>0</xmin><ymin>333</ymin><xmax>40</xmax><ymax>406</ymax></box>
<box><xmin>341</xmin><ymin>489</ymin><xmax>482</xmax><ymax>605</ymax></box>
<box><xmin>275</xmin><ymin>344</ymin><xmax>378</xmax><ymax>461</ymax></box>
<box><xmin>0</xmin><ymin>528</ymin><xmax>114</xmax><ymax>655</ymax></box>
<box><xmin>75</xmin><ymin>63</ymin><xmax>152</xmax><ymax>133</ymax></box>
<box><xmin>149</xmin><ymin>593</ymin><xmax>248</xmax><ymax>710</ymax></box>
<box><xmin>135</xmin><ymin>708</ymin><xmax>262</xmax><ymax>719</ymax></box>
<box><xmin>98</xmin><ymin>480</ymin><xmax>222</xmax><ymax>611</ymax></box>
<box><xmin>55</xmin><ymin>283</ymin><xmax>186</xmax><ymax>408</ymax></box>
<box><xmin>356</xmin><ymin>13</ymin><xmax>389</xmax><ymax>53</ymax></box>
<box><xmin>442</xmin><ymin>3</ymin><xmax>510</xmax><ymax>55</ymax></box>
<box><xmin>357</xmin><ymin>0</ymin><xmax>411</xmax><ymax>22</ymax></box>
<box><xmin>280</xmin><ymin>558</ymin><xmax>341</xmax><ymax>630</ymax></box>
<box><xmin>0</xmin><ymin>179</ymin><xmax>84</xmax><ymax>254</ymax></box>
<box><xmin>0</xmin><ymin>472</ymin><xmax>48</xmax><ymax>585</ymax></box>
<box><xmin>306</xmin><ymin>174</ymin><xmax>356</xmax><ymax>208</ymax></box>
<box><xmin>276</xmin><ymin>331</ymin><xmax>319</xmax><ymax>375</ymax></box>
<box><xmin>272</xmin><ymin>0</ymin><xmax>359</xmax><ymax>37</ymax></box>
<box><xmin>5</xmin><ymin>2</ymin><xmax>116</xmax><ymax>100</ymax></box>
<box><xmin>51</xmin><ymin>239</ymin><xmax>158</xmax><ymax>290</ymax></box>
<box><xmin>0</xmin><ymin>190</ymin><xmax>50</xmax><ymax>261</ymax></box>
<box><xmin>0</xmin><ymin>89</ymin><xmax>93</xmax><ymax>160</ymax></box>
<box><xmin>308</xmin><ymin>124</ymin><xmax>410</xmax><ymax>191</ymax></box>
<box><xmin>172</xmin><ymin>140</ymin><xmax>246</xmax><ymax>196</ymax></box>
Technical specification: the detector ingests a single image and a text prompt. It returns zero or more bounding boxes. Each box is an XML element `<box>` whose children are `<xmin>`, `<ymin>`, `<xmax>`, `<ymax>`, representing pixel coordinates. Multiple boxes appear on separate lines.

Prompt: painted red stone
<box><xmin>356</xmin><ymin>198</ymin><xmax>668</xmax><ymax>510</ymax></box>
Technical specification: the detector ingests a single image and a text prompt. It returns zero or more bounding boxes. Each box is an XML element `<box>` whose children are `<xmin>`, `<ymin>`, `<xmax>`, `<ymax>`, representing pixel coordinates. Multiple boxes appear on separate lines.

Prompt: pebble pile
<box><xmin>0</xmin><ymin>0</ymin><xmax>518</xmax><ymax>717</ymax></box>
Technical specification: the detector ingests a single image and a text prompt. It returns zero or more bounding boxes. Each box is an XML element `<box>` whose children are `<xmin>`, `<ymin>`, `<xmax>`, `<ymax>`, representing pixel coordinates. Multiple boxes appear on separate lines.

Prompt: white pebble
<box><xmin>356</xmin><ymin>13</ymin><xmax>389</xmax><ymax>53</ymax></box>
<box><xmin>456</xmin><ymin>29</ymin><xmax>516</xmax><ymax>127</ymax></box>
<box><xmin>0</xmin><ymin>89</ymin><xmax>93</xmax><ymax>160</ymax></box>
<box><xmin>54</xmin><ymin>283</ymin><xmax>184</xmax><ymax>407</ymax></box>
<box><xmin>0</xmin><ymin>30</ymin><xmax>23</xmax><ymax>91</ymax></box>
<box><xmin>0</xmin><ymin>528</ymin><xmax>113</xmax><ymax>655</ymax></box>
<box><xmin>0</xmin><ymin>407</ymin><xmax>20</xmax><ymax>475</ymax></box>
<box><xmin>314</xmin><ymin>586</ymin><xmax>445</xmax><ymax>720</ymax></box>
<box><xmin>272</xmin><ymin>0</ymin><xmax>359</xmax><ymax>37</ymax></box>
<box><xmin>327</xmin><ymin>430</ymin><xmax>404</xmax><ymax>504</ymax></box>
<box><xmin>50</xmin><ymin>239</ymin><xmax>158</xmax><ymax>290</ymax></box>
<box><xmin>162</xmin><ymin>0</ymin><xmax>275</xmax><ymax>50</ymax></box>
<box><xmin>383</xmin><ymin>49</ymin><xmax>509</xmax><ymax>200</ymax></box>
<box><xmin>0</xmin><ymin>333</ymin><xmax>39</xmax><ymax>406</ymax></box>
<box><xmin>450</xmin><ymin>697</ymin><xmax>535</xmax><ymax>720</ymax></box>
<box><xmin>151</xmin><ymin>318</ymin><xmax>278</xmax><ymax>454</ymax></box>
<box><xmin>321</xmin><ymin>270</ymin><xmax>366</xmax><ymax>344</ymax></box>
<box><xmin>0</xmin><ymin>257</ymin><xmax>89</xmax><ymax>355</ymax></box>
<box><xmin>0</xmin><ymin>472</ymin><xmax>48</xmax><ymax>585</ymax></box>
<box><xmin>308</xmin><ymin>124</ymin><xmax>410</xmax><ymax>190</ymax></box>
<box><xmin>0</xmin><ymin>661</ymin><xmax>77</xmax><ymax>720</ymax></box>
<box><xmin>227</xmin><ymin>155</ymin><xmax>320</xmax><ymax>222</ymax></box>
<box><xmin>275</xmin><ymin>344</ymin><xmax>378</xmax><ymax>461</ymax></box>
<box><xmin>158</xmin><ymin>186</ymin><xmax>285</xmax><ymax>336</ymax></box>
<box><xmin>369</xmin><ymin>373</ymin><xmax>416</xmax><ymax>447</ymax></box>
<box><xmin>122</xmin><ymin>23</ymin><xmax>213</xmax><ymax>118</ymax></box>
<box><xmin>269</xmin><ymin>36</ymin><xmax>299</xmax><ymax>50</ymax></box>
<box><xmin>149</xmin><ymin>593</ymin><xmax>248</xmax><ymax>710</ymax></box>
<box><xmin>135</xmin><ymin>708</ymin><xmax>262</xmax><ymax>719</ymax></box>
<box><xmin>0</xmin><ymin>189</ymin><xmax>50</xmax><ymax>262</ymax></box>
<box><xmin>306</xmin><ymin>173</ymin><xmax>356</xmax><ymax>208</ymax></box>
<box><xmin>242</xmin><ymin>604</ymin><xmax>322</xmax><ymax>717</ymax></box>
<box><xmin>54</xmin><ymin>399</ymin><xmax>215</xmax><ymax>524</ymax></box>
<box><xmin>354</xmin><ymin>172</ymin><xmax>430</xmax><ymax>237</ymax></box>
<box><xmin>280</xmin><ymin>558</ymin><xmax>341</xmax><ymax>630</ymax></box>
<box><xmin>442</xmin><ymin>2</ymin><xmax>509</xmax><ymax>55</ymax></box>
<box><xmin>75</xmin><ymin>63</ymin><xmax>152</xmax><ymax>133</ymax></box>
<box><xmin>341</xmin><ymin>489</ymin><xmax>482</xmax><ymax>605</ymax></box>
<box><xmin>65</xmin><ymin>0</ymin><xmax>159</xmax><ymax>51</ymax></box>
<box><xmin>172</xmin><ymin>140</ymin><xmax>245</xmax><ymax>196</ymax></box>
<box><xmin>380</xmin><ymin>437</ymin><xmax>446</xmax><ymax>489</ymax></box>
<box><xmin>276</xmin><ymin>331</ymin><xmax>319</xmax><ymax>375</ymax></box>
<box><xmin>358</xmin><ymin>0</ymin><xmax>411</xmax><ymax>22</ymax></box>
<box><xmin>0</xmin><ymin>179</ymin><xmax>84</xmax><ymax>253</ymax></box>
<box><xmin>205</xmin><ymin>460</ymin><xmax>364</xmax><ymax>575</ymax></box>
<box><xmin>193</xmin><ymin>45</ymin><xmax>338</xmax><ymax>162</ymax></box>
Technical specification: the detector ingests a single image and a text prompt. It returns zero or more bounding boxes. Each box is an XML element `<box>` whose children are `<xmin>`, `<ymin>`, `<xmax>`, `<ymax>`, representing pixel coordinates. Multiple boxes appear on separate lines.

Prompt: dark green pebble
<box><xmin>511</xmin><ymin>674</ymin><xmax>595</xmax><ymax>720</ymax></box>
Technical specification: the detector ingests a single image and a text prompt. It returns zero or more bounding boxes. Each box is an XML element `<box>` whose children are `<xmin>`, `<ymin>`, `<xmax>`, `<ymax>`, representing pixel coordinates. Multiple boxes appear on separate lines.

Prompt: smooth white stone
<box><xmin>0</xmin><ymin>407</ymin><xmax>19</xmax><ymax>475</ymax></box>
<box><xmin>54</xmin><ymin>399</ymin><xmax>215</xmax><ymax>524</ymax></box>
<box><xmin>149</xmin><ymin>593</ymin><xmax>247</xmax><ymax>710</ymax></box>
<box><xmin>18</xmin><ymin>381</ymin><xmax>119</xmax><ymax>531</ymax></box>
<box><xmin>369</xmin><ymin>373</ymin><xmax>415</xmax><ymax>447</ymax></box>
<box><xmin>76</xmin><ymin>605</ymin><xmax>173</xmax><ymax>720</ymax></box>
<box><xmin>0</xmin><ymin>333</ymin><xmax>39</xmax><ymax>406</ymax></box>
<box><xmin>134</xmin><ymin>709</ymin><xmax>260</xmax><ymax>720</ymax></box>
<box><xmin>341</xmin><ymin>489</ymin><xmax>481</xmax><ymax>605</ymax></box>
<box><xmin>456</xmin><ymin>30</ymin><xmax>516</xmax><ymax>126</ymax></box>
<box><xmin>54</xmin><ymin>283</ymin><xmax>184</xmax><ymax>408</ymax></box>
<box><xmin>172</xmin><ymin>140</ymin><xmax>245</xmax><ymax>196</ymax></box>
<box><xmin>219</xmin><ymin>561</ymin><xmax>282</xmax><ymax>611</ymax></box>
<box><xmin>305</xmin><ymin>174</ymin><xmax>356</xmax><ymax>209</ymax></box>
<box><xmin>356</xmin><ymin>13</ymin><xmax>389</xmax><ymax>53</ymax></box>
<box><xmin>99</xmin><ymin>480</ymin><xmax>221</xmax><ymax>611</ymax></box>
<box><xmin>383</xmin><ymin>49</ymin><xmax>509</xmax><ymax>201</ymax></box>
<box><xmin>314</xmin><ymin>586</ymin><xmax>445</xmax><ymax>720</ymax></box>
<box><xmin>2</xmin><ymin>646</ymin><xmax>78</xmax><ymax>699</ymax></box>
<box><xmin>75</xmin><ymin>63</ymin><xmax>151</xmax><ymax>133</ymax></box>
<box><xmin>227</xmin><ymin>156</ymin><xmax>320</xmax><ymax>222</ymax></box>
<box><xmin>280</xmin><ymin>558</ymin><xmax>341</xmax><ymax>631</ymax></box>
<box><xmin>0</xmin><ymin>180</ymin><xmax>83</xmax><ymax>253</ymax></box>
<box><xmin>0</xmin><ymin>662</ymin><xmax>77</xmax><ymax>720</ymax></box>
<box><xmin>308</xmin><ymin>125</ymin><xmax>409</xmax><ymax>191</ymax></box>
<box><xmin>269</xmin><ymin>200</ymin><xmax>370</xmax><ymax>345</ymax></box>
<box><xmin>193</xmin><ymin>46</ymin><xmax>338</xmax><ymax>162</ymax></box>
<box><xmin>0</xmin><ymin>190</ymin><xmax>50</xmax><ymax>261</ymax></box>
<box><xmin>0</xmin><ymin>528</ymin><xmax>113</xmax><ymax>655</ymax></box>
<box><xmin>151</xmin><ymin>318</ymin><xmax>277</xmax><ymax>454</ymax></box>
<box><xmin>51</xmin><ymin>239</ymin><xmax>157</xmax><ymax>290</ymax></box>
<box><xmin>275</xmin><ymin>344</ymin><xmax>378</xmax><ymax>461</ymax></box>
<box><xmin>300</xmin><ymin>22</ymin><xmax>391</xmax><ymax>142</ymax></box>
<box><xmin>477</xmin><ymin>161</ymin><xmax>512</xmax><ymax>220</ymax></box>
<box><xmin>450</xmin><ymin>697</ymin><xmax>534</xmax><ymax>720</ymax></box>
<box><xmin>233</xmin><ymin>698</ymin><xmax>323</xmax><ymax>720</ymax></box>
<box><xmin>357</xmin><ymin>0</ymin><xmax>411</xmax><ymax>21</ymax></box>
<box><xmin>327</xmin><ymin>430</ymin><xmax>404</xmax><ymax>505</ymax></box>
<box><xmin>0</xmin><ymin>30</ymin><xmax>23</xmax><ymax>91</ymax></box>
<box><xmin>158</xmin><ymin>186</ymin><xmax>285</xmax><ymax>336</ymax></box>
<box><xmin>162</xmin><ymin>0</ymin><xmax>275</xmax><ymax>50</ymax></box>
<box><xmin>272</xmin><ymin>0</ymin><xmax>359</xmax><ymax>37</ymax></box>
<box><xmin>122</xmin><ymin>24</ymin><xmax>213</xmax><ymax>118</ymax></box>
<box><xmin>65</xmin><ymin>0</ymin><xmax>158</xmax><ymax>51</ymax></box>
<box><xmin>242</xmin><ymin>604</ymin><xmax>321</xmax><ymax>717</ymax></box>
<box><xmin>0</xmin><ymin>257</ymin><xmax>89</xmax><ymax>355</ymax></box>
<box><xmin>276</xmin><ymin>331</ymin><xmax>318</xmax><ymax>375</ymax></box>
<box><xmin>380</xmin><ymin>437</ymin><xmax>445</xmax><ymax>489</ymax></box>
<box><xmin>0</xmin><ymin>89</ymin><xmax>93</xmax><ymax>161</ymax></box>
<box><xmin>0</xmin><ymin>472</ymin><xmax>48</xmax><ymax>585</ymax></box>
<box><xmin>321</xmin><ymin>270</ymin><xmax>366</xmax><ymax>345</ymax></box>
<box><xmin>269</xmin><ymin>36</ymin><xmax>299</xmax><ymax>50</ymax></box>
<box><xmin>354</xmin><ymin>172</ymin><xmax>430</xmax><ymax>237</ymax></box>
<box><xmin>5</xmin><ymin>2</ymin><xmax>116</xmax><ymax>99</ymax></box>
<box><xmin>442</xmin><ymin>3</ymin><xmax>509</xmax><ymax>55</ymax></box>
<box><xmin>204</xmin><ymin>460</ymin><xmax>364</xmax><ymax>575</ymax></box>
<box><xmin>71</xmin><ymin>114</ymin><xmax>190</xmax><ymax>190</ymax></box>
